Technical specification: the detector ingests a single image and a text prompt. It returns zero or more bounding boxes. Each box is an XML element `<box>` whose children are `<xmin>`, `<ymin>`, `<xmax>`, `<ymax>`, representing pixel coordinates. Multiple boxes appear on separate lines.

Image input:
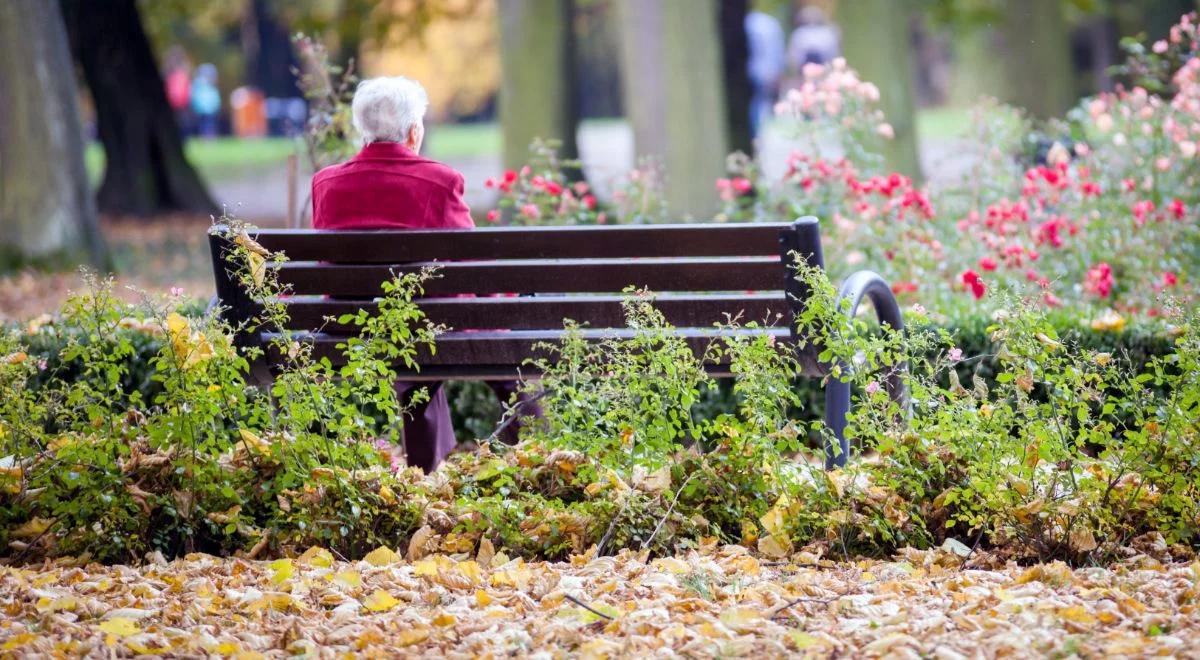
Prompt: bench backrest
<box><xmin>208</xmin><ymin>217</ymin><xmax>828</xmax><ymax>380</ymax></box>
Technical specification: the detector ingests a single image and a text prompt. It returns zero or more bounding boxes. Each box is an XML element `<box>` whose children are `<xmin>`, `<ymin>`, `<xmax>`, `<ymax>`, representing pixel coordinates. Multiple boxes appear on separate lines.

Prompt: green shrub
<box><xmin>2</xmin><ymin>235</ymin><xmax>1196</xmax><ymax>566</ymax></box>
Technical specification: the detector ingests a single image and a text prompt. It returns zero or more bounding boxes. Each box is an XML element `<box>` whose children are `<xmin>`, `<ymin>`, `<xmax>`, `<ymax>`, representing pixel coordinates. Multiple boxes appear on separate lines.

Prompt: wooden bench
<box><xmin>208</xmin><ymin>216</ymin><xmax>904</xmax><ymax>466</ymax></box>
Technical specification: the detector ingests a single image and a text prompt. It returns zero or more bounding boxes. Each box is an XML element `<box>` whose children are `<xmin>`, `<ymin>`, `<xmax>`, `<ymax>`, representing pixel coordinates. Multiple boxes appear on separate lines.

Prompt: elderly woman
<box><xmin>312</xmin><ymin>76</ymin><xmax>526</xmax><ymax>472</ymax></box>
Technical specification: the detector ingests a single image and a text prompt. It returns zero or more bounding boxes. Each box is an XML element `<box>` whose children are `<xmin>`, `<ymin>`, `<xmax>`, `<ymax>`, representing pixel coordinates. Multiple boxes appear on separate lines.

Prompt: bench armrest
<box><xmin>823</xmin><ymin>270</ymin><xmax>908</xmax><ymax>468</ymax></box>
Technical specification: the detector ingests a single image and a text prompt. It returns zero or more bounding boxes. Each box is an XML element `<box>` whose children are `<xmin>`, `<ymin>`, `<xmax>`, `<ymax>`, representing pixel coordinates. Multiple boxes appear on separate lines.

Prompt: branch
<box><xmin>767</xmin><ymin>594</ymin><xmax>836</xmax><ymax>619</ymax></box>
<box><xmin>484</xmin><ymin>389</ymin><xmax>549</xmax><ymax>447</ymax></box>
<box><xmin>641</xmin><ymin>472</ymin><xmax>696</xmax><ymax>551</ymax></box>
<box><xmin>565</xmin><ymin>593</ymin><xmax>614</xmax><ymax>621</ymax></box>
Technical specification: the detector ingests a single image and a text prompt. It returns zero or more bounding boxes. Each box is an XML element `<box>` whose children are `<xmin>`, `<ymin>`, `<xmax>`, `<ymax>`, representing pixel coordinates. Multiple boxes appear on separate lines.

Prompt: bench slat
<box><xmin>275</xmin><ymin>257</ymin><xmax>786</xmax><ymax>297</ymax></box>
<box><xmin>266</xmin><ymin>327</ymin><xmax>795</xmax><ymax>372</ymax></box>
<box><xmin>251</xmin><ymin>223</ymin><xmax>791</xmax><ymax>262</ymax></box>
<box><xmin>268</xmin><ymin>292</ymin><xmax>791</xmax><ymax>332</ymax></box>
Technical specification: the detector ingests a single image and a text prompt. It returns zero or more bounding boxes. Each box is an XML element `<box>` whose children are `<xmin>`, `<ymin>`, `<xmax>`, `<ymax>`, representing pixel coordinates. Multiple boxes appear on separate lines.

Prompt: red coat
<box><xmin>311</xmin><ymin>142</ymin><xmax>474</xmax><ymax>230</ymax></box>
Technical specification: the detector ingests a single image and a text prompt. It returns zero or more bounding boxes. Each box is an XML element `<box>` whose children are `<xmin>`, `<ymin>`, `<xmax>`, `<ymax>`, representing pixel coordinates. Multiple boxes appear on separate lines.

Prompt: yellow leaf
<box><xmin>237</xmin><ymin>429</ymin><xmax>269</xmax><ymax>454</ymax></box>
<box><xmin>1090</xmin><ymin>310</ymin><xmax>1126</xmax><ymax>333</ymax></box>
<box><xmin>332</xmin><ymin>570</ymin><xmax>362</xmax><ymax>589</ymax></box>
<box><xmin>413</xmin><ymin>557</ymin><xmax>445</xmax><ymax>577</ymax></box>
<box><xmin>268</xmin><ymin>558</ymin><xmax>294</xmax><ymax>584</ymax></box>
<box><xmin>491</xmin><ymin>564</ymin><xmax>533</xmax><ymax>589</ymax></box>
<box><xmin>3</xmin><ymin>633</ymin><xmax>37</xmax><ymax>650</ymax></box>
<box><xmin>788</xmin><ymin>631</ymin><xmax>821</xmax><ymax>650</ymax></box>
<box><xmin>719</xmin><ymin>607</ymin><xmax>761</xmax><ymax>631</ymax></box>
<box><xmin>456</xmin><ymin>559</ymin><xmax>483</xmax><ymax>585</ymax></box>
<box><xmin>363</xmin><ymin>590</ymin><xmax>401</xmax><ymax>612</ymax></box>
<box><xmin>246</xmin><ymin>593</ymin><xmax>294</xmax><ymax>612</ymax></box>
<box><xmin>246</xmin><ymin>251</ymin><xmax>267</xmax><ymax>288</ymax></box>
<box><xmin>36</xmin><ymin>596</ymin><xmax>77</xmax><ymax>613</ymax></box>
<box><xmin>234</xmin><ymin>231</ymin><xmax>270</xmax><ymax>256</ymax></box>
<box><xmin>651</xmin><ymin>557</ymin><xmax>691</xmax><ymax>574</ymax></box>
<box><xmin>431</xmin><ymin>612</ymin><xmax>456</xmax><ymax>626</ymax></box>
<box><xmin>757</xmin><ymin>534</ymin><xmax>792</xmax><ymax>559</ymax></box>
<box><xmin>379</xmin><ymin>484</ymin><xmax>397</xmax><ymax>506</ymax></box>
<box><xmin>759</xmin><ymin>503</ymin><xmax>788</xmax><ymax>537</ymax></box>
<box><xmin>396</xmin><ymin>627</ymin><xmax>430</xmax><ymax>647</ymax></box>
<box><xmin>13</xmin><ymin>517</ymin><xmax>53</xmax><ymax>538</ymax></box>
<box><xmin>825</xmin><ymin>470</ymin><xmax>847</xmax><ymax>498</ymax></box>
<box><xmin>1069</xmin><ymin>528</ymin><xmax>1099</xmax><ymax>553</ymax></box>
<box><xmin>165</xmin><ymin>312</ymin><xmax>189</xmax><ymax>336</ymax></box>
<box><xmin>126</xmin><ymin>640</ymin><xmax>170</xmax><ymax>655</ymax></box>
<box><xmin>363</xmin><ymin>546</ymin><xmax>401</xmax><ymax>567</ymax></box>
<box><xmin>475</xmin><ymin>590</ymin><xmax>493</xmax><ymax>606</ymax></box>
<box><xmin>298</xmin><ymin>546</ymin><xmax>334</xmax><ymax>568</ymax></box>
<box><xmin>98</xmin><ymin>617</ymin><xmax>139</xmax><ymax>637</ymax></box>
<box><xmin>1059</xmin><ymin>605</ymin><xmax>1097</xmax><ymax>626</ymax></box>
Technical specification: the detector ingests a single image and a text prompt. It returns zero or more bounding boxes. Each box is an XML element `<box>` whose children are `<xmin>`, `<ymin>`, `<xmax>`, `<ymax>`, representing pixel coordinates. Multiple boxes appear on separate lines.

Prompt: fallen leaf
<box><xmin>362</xmin><ymin>590</ymin><xmax>401</xmax><ymax>612</ymax></box>
<box><xmin>362</xmin><ymin>546</ymin><xmax>401</xmax><ymax>567</ymax></box>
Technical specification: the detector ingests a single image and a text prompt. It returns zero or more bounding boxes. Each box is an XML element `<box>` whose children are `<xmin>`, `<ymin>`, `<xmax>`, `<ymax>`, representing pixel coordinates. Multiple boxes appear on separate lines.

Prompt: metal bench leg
<box><xmin>824</xmin><ymin>270</ymin><xmax>906</xmax><ymax>469</ymax></box>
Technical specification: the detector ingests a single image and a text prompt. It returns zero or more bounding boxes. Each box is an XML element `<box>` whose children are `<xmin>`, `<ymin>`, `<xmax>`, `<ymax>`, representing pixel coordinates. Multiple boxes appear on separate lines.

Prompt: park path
<box><xmin>212</xmin><ymin>122</ymin><xmax>970</xmax><ymax>223</ymax></box>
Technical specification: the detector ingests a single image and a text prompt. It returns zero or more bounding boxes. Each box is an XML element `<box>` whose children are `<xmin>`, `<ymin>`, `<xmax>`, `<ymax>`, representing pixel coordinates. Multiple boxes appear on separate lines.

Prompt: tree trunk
<box><xmin>616</xmin><ymin>0</ymin><xmax>729</xmax><ymax>218</ymax></box>
<box><xmin>837</xmin><ymin>0</ymin><xmax>923</xmax><ymax>180</ymax></box>
<box><xmin>60</xmin><ymin>0</ymin><xmax>216</xmax><ymax>217</ymax></box>
<box><xmin>0</xmin><ymin>0</ymin><xmax>105</xmax><ymax>266</ymax></box>
<box><xmin>244</xmin><ymin>0</ymin><xmax>301</xmax><ymax>98</ymax></box>
<box><xmin>497</xmin><ymin>0</ymin><xmax>580</xmax><ymax>170</ymax></box>
<box><xmin>996</xmin><ymin>0</ymin><xmax>1074</xmax><ymax>120</ymax></box>
<box><xmin>719</xmin><ymin>0</ymin><xmax>753</xmax><ymax>156</ymax></box>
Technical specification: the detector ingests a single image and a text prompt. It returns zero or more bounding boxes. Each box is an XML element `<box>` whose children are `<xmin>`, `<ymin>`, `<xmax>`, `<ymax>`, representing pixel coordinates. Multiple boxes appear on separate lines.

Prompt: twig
<box><xmin>245</xmin><ymin>529</ymin><xmax>273</xmax><ymax>559</ymax></box>
<box><xmin>767</xmin><ymin>594</ymin><xmax>836</xmax><ymax>619</ymax></box>
<box><xmin>960</xmin><ymin>527</ymin><xmax>986</xmax><ymax>569</ymax></box>
<box><xmin>641</xmin><ymin>472</ymin><xmax>697</xmax><ymax>551</ymax></box>
<box><xmin>596</xmin><ymin>492</ymin><xmax>633</xmax><ymax>557</ymax></box>
<box><xmin>484</xmin><ymin>389</ymin><xmax>549</xmax><ymax>447</ymax></box>
<box><xmin>565</xmin><ymin>593</ymin><xmax>614</xmax><ymax>621</ymax></box>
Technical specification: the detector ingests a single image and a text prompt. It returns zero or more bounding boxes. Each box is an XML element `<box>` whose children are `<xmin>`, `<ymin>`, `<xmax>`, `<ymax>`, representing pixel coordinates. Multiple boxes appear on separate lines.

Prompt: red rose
<box><xmin>960</xmin><ymin>269</ymin><xmax>986</xmax><ymax>300</ymax></box>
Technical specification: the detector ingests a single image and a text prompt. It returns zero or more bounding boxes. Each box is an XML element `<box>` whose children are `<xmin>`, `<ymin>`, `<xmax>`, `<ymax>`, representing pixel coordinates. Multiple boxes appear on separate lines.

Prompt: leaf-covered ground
<box><xmin>1</xmin><ymin>543</ymin><xmax>1198</xmax><ymax>658</ymax></box>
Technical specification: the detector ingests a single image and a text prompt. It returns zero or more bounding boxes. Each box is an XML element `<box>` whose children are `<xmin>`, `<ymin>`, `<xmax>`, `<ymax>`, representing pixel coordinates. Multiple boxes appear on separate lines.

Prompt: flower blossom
<box><xmin>960</xmin><ymin>269</ymin><xmax>986</xmax><ymax>300</ymax></box>
<box><xmin>1084</xmin><ymin>263</ymin><xmax>1115</xmax><ymax>298</ymax></box>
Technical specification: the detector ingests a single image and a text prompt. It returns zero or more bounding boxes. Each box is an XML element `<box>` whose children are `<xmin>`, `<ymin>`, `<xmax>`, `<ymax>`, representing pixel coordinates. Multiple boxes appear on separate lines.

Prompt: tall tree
<box><xmin>616</xmin><ymin>0</ymin><xmax>729</xmax><ymax>218</ymax></box>
<box><xmin>244</xmin><ymin>0</ymin><xmax>301</xmax><ymax>98</ymax></box>
<box><xmin>934</xmin><ymin>0</ymin><xmax>1080</xmax><ymax>119</ymax></box>
<box><xmin>995</xmin><ymin>0</ymin><xmax>1074</xmax><ymax>120</ymax></box>
<box><xmin>718</xmin><ymin>0</ymin><xmax>753</xmax><ymax>156</ymax></box>
<box><xmin>0</xmin><ymin>0</ymin><xmax>105</xmax><ymax>266</ymax></box>
<box><xmin>837</xmin><ymin>0</ymin><xmax>923</xmax><ymax>179</ymax></box>
<box><xmin>497</xmin><ymin>0</ymin><xmax>580</xmax><ymax>170</ymax></box>
<box><xmin>60</xmin><ymin>0</ymin><xmax>216</xmax><ymax>217</ymax></box>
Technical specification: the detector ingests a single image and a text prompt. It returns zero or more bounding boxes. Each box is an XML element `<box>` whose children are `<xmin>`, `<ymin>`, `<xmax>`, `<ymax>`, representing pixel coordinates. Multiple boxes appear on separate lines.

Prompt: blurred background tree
<box><xmin>61</xmin><ymin>0</ymin><xmax>219</xmax><ymax>217</ymax></box>
<box><xmin>498</xmin><ymin>0</ymin><xmax>579</xmax><ymax>171</ymax></box>
<box><xmin>837</xmin><ymin>0</ymin><xmax>923</xmax><ymax>179</ymax></box>
<box><xmin>0</xmin><ymin>0</ymin><xmax>105</xmax><ymax>267</ymax></box>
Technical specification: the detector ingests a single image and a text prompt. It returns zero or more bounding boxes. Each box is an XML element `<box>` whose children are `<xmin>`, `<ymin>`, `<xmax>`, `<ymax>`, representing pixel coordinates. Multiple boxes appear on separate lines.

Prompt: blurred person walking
<box><xmin>190</xmin><ymin>63</ymin><xmax>221</xmax><ymax>138</ymax></box>
<box><xmin>163</xmin><ymin>47</ymin><xmax>192</xmax><ymax>135</ymax></box>
<box><xmin>745</xmin><ymin>10</ymin><xmax>785</xmax><ymax>139</ymax></box>
<box><xmin>787</xmin><ymin>6</ymin><xmax>840</xmax><ymax>70</ymax></box>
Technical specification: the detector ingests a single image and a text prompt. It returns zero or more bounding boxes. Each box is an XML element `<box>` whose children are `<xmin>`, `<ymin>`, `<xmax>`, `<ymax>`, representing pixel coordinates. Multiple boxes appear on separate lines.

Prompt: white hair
<box><xmin>351</xmin><ymin>76</ymin><xmax>429</xmax><ymax>143</ymax></box>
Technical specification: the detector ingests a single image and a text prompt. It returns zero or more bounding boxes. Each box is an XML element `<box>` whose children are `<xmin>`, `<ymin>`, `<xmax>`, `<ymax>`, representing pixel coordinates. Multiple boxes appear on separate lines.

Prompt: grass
<box><xmin>425</xmin><ymin>122</ymin><xmax>501</xmax><ymax>160</ymax></box>
<box><xmin>915</xmin><ymin>106</ymin><xmax>977</xmax><ymax>141</ymax></box>
<box><xmin>85</xmin><ymin>137</ymin><xmax>302</xmax><ymax>186</ymax></box>
<box><xmin>79</xmin><ymin>109</ymin><xmax>985</xmax><ymax>189</ymax></box>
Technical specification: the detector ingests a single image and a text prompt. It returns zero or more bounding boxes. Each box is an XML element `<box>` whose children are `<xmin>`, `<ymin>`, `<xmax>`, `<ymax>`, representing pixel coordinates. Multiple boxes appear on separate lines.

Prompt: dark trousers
<box><xmin>394</xmin><ymin>380</ymin><xmax>540</xmax><ymax>472</ymax></box>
